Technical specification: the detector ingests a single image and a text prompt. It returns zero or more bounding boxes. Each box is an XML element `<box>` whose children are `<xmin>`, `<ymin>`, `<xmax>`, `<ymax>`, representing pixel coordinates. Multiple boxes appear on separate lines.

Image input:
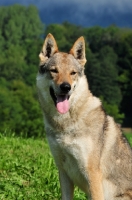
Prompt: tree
<box><xmin>0</xmin><ymin>5</ymin><xmax>44</xmax><ymax>136</ymax></box>
<box><xmin>45</xmin><ymin>22</ymin><xmax>84</xmax><ymax>51</ymax></box>
<box><xmin>114</xmin><ymin>31</ymin><xmax>132</xmax><ymax>126</ymax></box>
<box><xmin>0</xmin><ymin>79</ymin><xmax>44</xmax><ymax>136</ymax></box>
<box><xmin>85</xmin><ymin>46</ymin><xmax>121</xmax><ymax>104</ymax></box>
<box><xmin>0</xmin><ymin>5</ymin><xmax>43</xmax><ymax>47</ymax></box>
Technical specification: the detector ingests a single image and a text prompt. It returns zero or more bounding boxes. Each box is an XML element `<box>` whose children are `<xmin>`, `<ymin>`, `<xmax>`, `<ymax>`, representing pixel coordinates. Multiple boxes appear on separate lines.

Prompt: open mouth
<box><xmin>50</xmin><ymin>87</ymin><xmax>70</xmax><ymax>114</ymax></box>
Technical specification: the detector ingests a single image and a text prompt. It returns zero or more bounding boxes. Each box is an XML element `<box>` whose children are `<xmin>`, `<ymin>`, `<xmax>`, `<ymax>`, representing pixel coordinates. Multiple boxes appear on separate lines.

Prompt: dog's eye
<box><xmin>71</xmin><ymin>71</ymin><xmax>77</xmax><ymax>75</ymax></box>
<box><xmin>39</xmin><ymin>65</ymin><xmax>46</xmax><ymax>74</ymax></box>
<box><xmin>50</xmin><ymin>69</ymin><xmax>58</xmax><ymax>73</ymax></box>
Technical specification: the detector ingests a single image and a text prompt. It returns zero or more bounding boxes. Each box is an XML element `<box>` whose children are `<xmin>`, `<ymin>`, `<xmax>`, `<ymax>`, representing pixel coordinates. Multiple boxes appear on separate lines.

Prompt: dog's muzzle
<box><xmin>50</xmin><ymin>85</ymin><xmax>70</xmax><ymax>114</ymax></box>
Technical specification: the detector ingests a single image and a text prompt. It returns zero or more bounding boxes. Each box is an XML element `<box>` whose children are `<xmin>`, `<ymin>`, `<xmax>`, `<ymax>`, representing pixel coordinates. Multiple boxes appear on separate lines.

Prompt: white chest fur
<box><xmin>47</xmin><ymin>130</ymin><xmax>93</xmax><ymax>193</ymax></box>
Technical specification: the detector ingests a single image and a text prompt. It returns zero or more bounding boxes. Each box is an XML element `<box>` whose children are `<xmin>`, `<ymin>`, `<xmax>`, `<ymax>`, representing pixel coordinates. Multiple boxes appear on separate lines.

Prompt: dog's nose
<box><xmin>60</xmin><ymin>82</ymin><xmax>71</xmax><ymax>93</ymax></box>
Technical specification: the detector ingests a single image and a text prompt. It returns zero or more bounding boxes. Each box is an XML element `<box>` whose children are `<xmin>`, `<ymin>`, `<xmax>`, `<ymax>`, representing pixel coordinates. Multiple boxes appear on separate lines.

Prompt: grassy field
<box><xmin>0</xmin><ymin>133</ymin><xmax>132</xmax><ymax>200</ymax></box>
<box><xmin>0</xmin><ymin>134</ymin><xmax>86</xmax><ymax>200</ymax></box>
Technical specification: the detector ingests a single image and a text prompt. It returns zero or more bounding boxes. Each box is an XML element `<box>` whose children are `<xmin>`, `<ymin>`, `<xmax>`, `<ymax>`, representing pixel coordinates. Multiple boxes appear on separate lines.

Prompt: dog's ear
<box><xmin>39</xmin><ymin>33</ymin><xmax>58</xmax><ymax>63</ymax></box>
<box><xmin>69</xmin><ymin>36</ymin><xmax>87</xmax><ymax>67</ymax></box>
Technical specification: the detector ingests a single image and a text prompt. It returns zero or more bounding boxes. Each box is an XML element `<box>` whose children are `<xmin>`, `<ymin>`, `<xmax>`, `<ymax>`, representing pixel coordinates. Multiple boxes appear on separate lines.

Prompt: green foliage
<box><xmin>0</xmin><ymin>135</ymin><xmax>88</xmax><ymax>199</ymax></box>
<box><xmin>0</xmin><ymin>5</ymin><xmax>43</xmax><ymax>46</ymax></box>
<box><xmin>0</xmin><ymin>5</ymin><xmax>44</xmax><ymax>136</ymax></box>
<box><xmin>83</xmin><ymin>25</ymin><xmax>132</xmax><ymax>125</ymax></box>
<box><xmin>85</xmin><ymin>46</ymin><xmax>122</xmax><ymax>105</ymax></box>
<box><xmin>100</xmin><ymin>97</ymin><xmax>124</xmax><ymax>124</ymax></box>
<box><xmin>0</xmin><ymin>79</ymin><xmax>44</xmax><ymax>136</ymax></box>
<box><xmin>114</xmin><ymin>30</ymin><xmax>132</xmax><ymax>126</ymax></box>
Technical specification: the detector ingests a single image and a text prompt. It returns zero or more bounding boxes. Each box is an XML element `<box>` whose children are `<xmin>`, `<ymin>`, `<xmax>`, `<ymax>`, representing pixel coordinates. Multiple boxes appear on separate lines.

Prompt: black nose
<box><xmin>60</xmin><ymin>82</ymin><xmax>71</xmax><ymax>93</ymax></box>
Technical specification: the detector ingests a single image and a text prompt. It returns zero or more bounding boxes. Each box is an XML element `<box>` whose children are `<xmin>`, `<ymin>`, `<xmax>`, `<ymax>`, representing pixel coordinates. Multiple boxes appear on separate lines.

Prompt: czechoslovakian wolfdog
<box><xmin>36</xmin><ymin>33</ymin><xmax>132</xmax><ymax>200</ymax></box>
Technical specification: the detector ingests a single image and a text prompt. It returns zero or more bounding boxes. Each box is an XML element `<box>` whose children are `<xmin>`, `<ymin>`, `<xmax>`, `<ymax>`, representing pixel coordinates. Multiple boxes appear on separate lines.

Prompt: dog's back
<box><xmin>37</xmin><ymin>33</ymin><xmax>132</xmax><ymax>200</ymax></box>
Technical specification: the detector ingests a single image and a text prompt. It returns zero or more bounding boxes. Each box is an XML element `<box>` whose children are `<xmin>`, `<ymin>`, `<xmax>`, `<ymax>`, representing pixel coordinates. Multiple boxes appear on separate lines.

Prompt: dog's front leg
<box><xmin>88</xmin><ymin>169</ymin><xmax>104</xmax><ymax>200</ymax></box>
<box><xmin>59</xmin><ymin>169</ymin><xmax>74</xmax><ymax>200</ymax></box>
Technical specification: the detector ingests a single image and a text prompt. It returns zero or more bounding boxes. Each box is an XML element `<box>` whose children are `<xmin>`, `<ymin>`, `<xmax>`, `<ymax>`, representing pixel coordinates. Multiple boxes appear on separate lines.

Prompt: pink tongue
<box><xmin>56</xmin><ymin>95</ymin><xmax>69</xmax><ymax>114</ymax></box>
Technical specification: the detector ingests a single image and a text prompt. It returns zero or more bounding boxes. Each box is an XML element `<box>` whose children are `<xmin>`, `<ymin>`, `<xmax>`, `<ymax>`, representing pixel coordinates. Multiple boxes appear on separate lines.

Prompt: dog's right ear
<box><xmin>39</xmin><ymin>33</ymin><xmax>58</xmax><ymax>63</ymax></box>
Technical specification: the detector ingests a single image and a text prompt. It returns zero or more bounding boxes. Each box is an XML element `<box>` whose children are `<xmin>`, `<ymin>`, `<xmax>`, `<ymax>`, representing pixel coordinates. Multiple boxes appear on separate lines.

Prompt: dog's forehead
<box><xmin>49</xmin><ymin>52</ymin><xmax>77</xmax><ymax>67</ymax></box>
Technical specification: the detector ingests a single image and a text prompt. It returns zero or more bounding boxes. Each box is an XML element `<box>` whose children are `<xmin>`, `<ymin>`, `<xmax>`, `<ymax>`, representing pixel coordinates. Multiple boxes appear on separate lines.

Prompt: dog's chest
<box><xmin>47</xmin><ymin>132</ymin><xmax>93</xmax><ymax>191</ymax></box>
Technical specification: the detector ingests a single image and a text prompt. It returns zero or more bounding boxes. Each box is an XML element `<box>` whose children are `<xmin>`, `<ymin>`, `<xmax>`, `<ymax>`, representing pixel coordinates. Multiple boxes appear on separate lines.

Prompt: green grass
<box><xmin>0</xmin><ymin>134</ymin><xmax>86</xmax><ymax>200</ymax></box>
<box><xmin>124</xmin><ymin>133</ymin><xmax>132</xmax><ymax>146</ymax></box>
<box><xmin>0</xmin><ymin>133</ymin><xmax>132</xmax><ymax>200</ymax></box>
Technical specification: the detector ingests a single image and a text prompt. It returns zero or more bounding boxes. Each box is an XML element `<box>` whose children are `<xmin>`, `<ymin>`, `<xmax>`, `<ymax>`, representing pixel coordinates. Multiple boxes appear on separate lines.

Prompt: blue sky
<box><xmin>0</xmin><ymin>0</ymin><xmax>132</xmax><ymax>27</ymax></box>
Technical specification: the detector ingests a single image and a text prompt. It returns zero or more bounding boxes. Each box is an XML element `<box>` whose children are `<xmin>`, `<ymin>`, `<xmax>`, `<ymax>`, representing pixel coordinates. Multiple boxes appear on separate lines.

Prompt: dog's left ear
<box><xmin>69</xmin><ymin>36</ymin><xmax>87</xmax><ymax>67</ymax></box>
<box><xmin>39</xmin><ymin>33</ymin><xmax>58</xmax><ymax>63</ymax></box>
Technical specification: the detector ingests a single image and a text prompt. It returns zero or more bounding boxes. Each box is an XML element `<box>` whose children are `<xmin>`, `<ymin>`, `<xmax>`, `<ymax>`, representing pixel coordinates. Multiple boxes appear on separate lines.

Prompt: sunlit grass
<box><xmin>0</xmin><ymin>133</ymin><xmax>131</xmax><ymax>199</ymax></box>
<box><xmin>124</xmin><ymin>133</ymin><xmax>132</xmax><ymax>146</ymax></box>
<box><xmin>0</xmin><ymin>134</ymin><xmax>87</xmax><ymax>200</ymax></box>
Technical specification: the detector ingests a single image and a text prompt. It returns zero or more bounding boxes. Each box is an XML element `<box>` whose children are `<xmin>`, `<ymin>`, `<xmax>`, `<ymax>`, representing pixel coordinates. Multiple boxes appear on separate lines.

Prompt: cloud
<box><xmin>37</xmin><ymin>0</ymin><xmax>132</xmax><ymax>27</ymax></box>
<box><xmin>0</xmin><ymin>0</ymin><xmax>132</xmax><ymax>27</ymax></box>
<box><xmin>37</xmin><ymin>0</ymin><xmax>132</xmax><ymax>13</ymax></box>
<box><xmin>1</xmin><ymin>0</ymin><xmax>132</xmax><ymax>12</ymax></box>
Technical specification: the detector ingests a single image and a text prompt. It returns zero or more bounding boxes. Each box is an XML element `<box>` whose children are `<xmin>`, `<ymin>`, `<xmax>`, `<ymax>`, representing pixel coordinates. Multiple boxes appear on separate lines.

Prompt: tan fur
<box><xmin>36</xmin><ymin>33</ymin><xmax>132</xmax><ymax>200</ymax></box>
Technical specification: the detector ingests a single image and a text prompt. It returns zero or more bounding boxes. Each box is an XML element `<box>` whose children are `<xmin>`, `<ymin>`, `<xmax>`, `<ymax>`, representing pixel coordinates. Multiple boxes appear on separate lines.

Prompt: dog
<box><xmin>36</xmin><ymin>33</ymin><xmax>132</xmax><ymax>200</ymax></box>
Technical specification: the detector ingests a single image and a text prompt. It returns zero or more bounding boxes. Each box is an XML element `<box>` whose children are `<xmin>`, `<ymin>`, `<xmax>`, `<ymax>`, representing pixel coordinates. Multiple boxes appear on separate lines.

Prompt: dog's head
<box><xmin>37</xmin><ymin>33</ymin><xmax>87</xmax><ymax>114</ymax></box>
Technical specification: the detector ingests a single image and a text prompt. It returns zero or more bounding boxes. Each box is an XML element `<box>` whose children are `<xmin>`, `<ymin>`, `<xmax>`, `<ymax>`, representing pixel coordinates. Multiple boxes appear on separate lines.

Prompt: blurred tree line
<box><xmin>0</xmin><ymin>5</ymin><xmax>132</xmax><ymax>137</ymax></box>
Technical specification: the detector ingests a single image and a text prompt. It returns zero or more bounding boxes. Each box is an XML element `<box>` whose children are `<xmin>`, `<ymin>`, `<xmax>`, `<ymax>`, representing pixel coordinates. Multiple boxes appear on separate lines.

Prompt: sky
<box><xmin>0</xmin><ymin>0</ymin><xmax>132</xmax><ymax>27</ymax></box>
